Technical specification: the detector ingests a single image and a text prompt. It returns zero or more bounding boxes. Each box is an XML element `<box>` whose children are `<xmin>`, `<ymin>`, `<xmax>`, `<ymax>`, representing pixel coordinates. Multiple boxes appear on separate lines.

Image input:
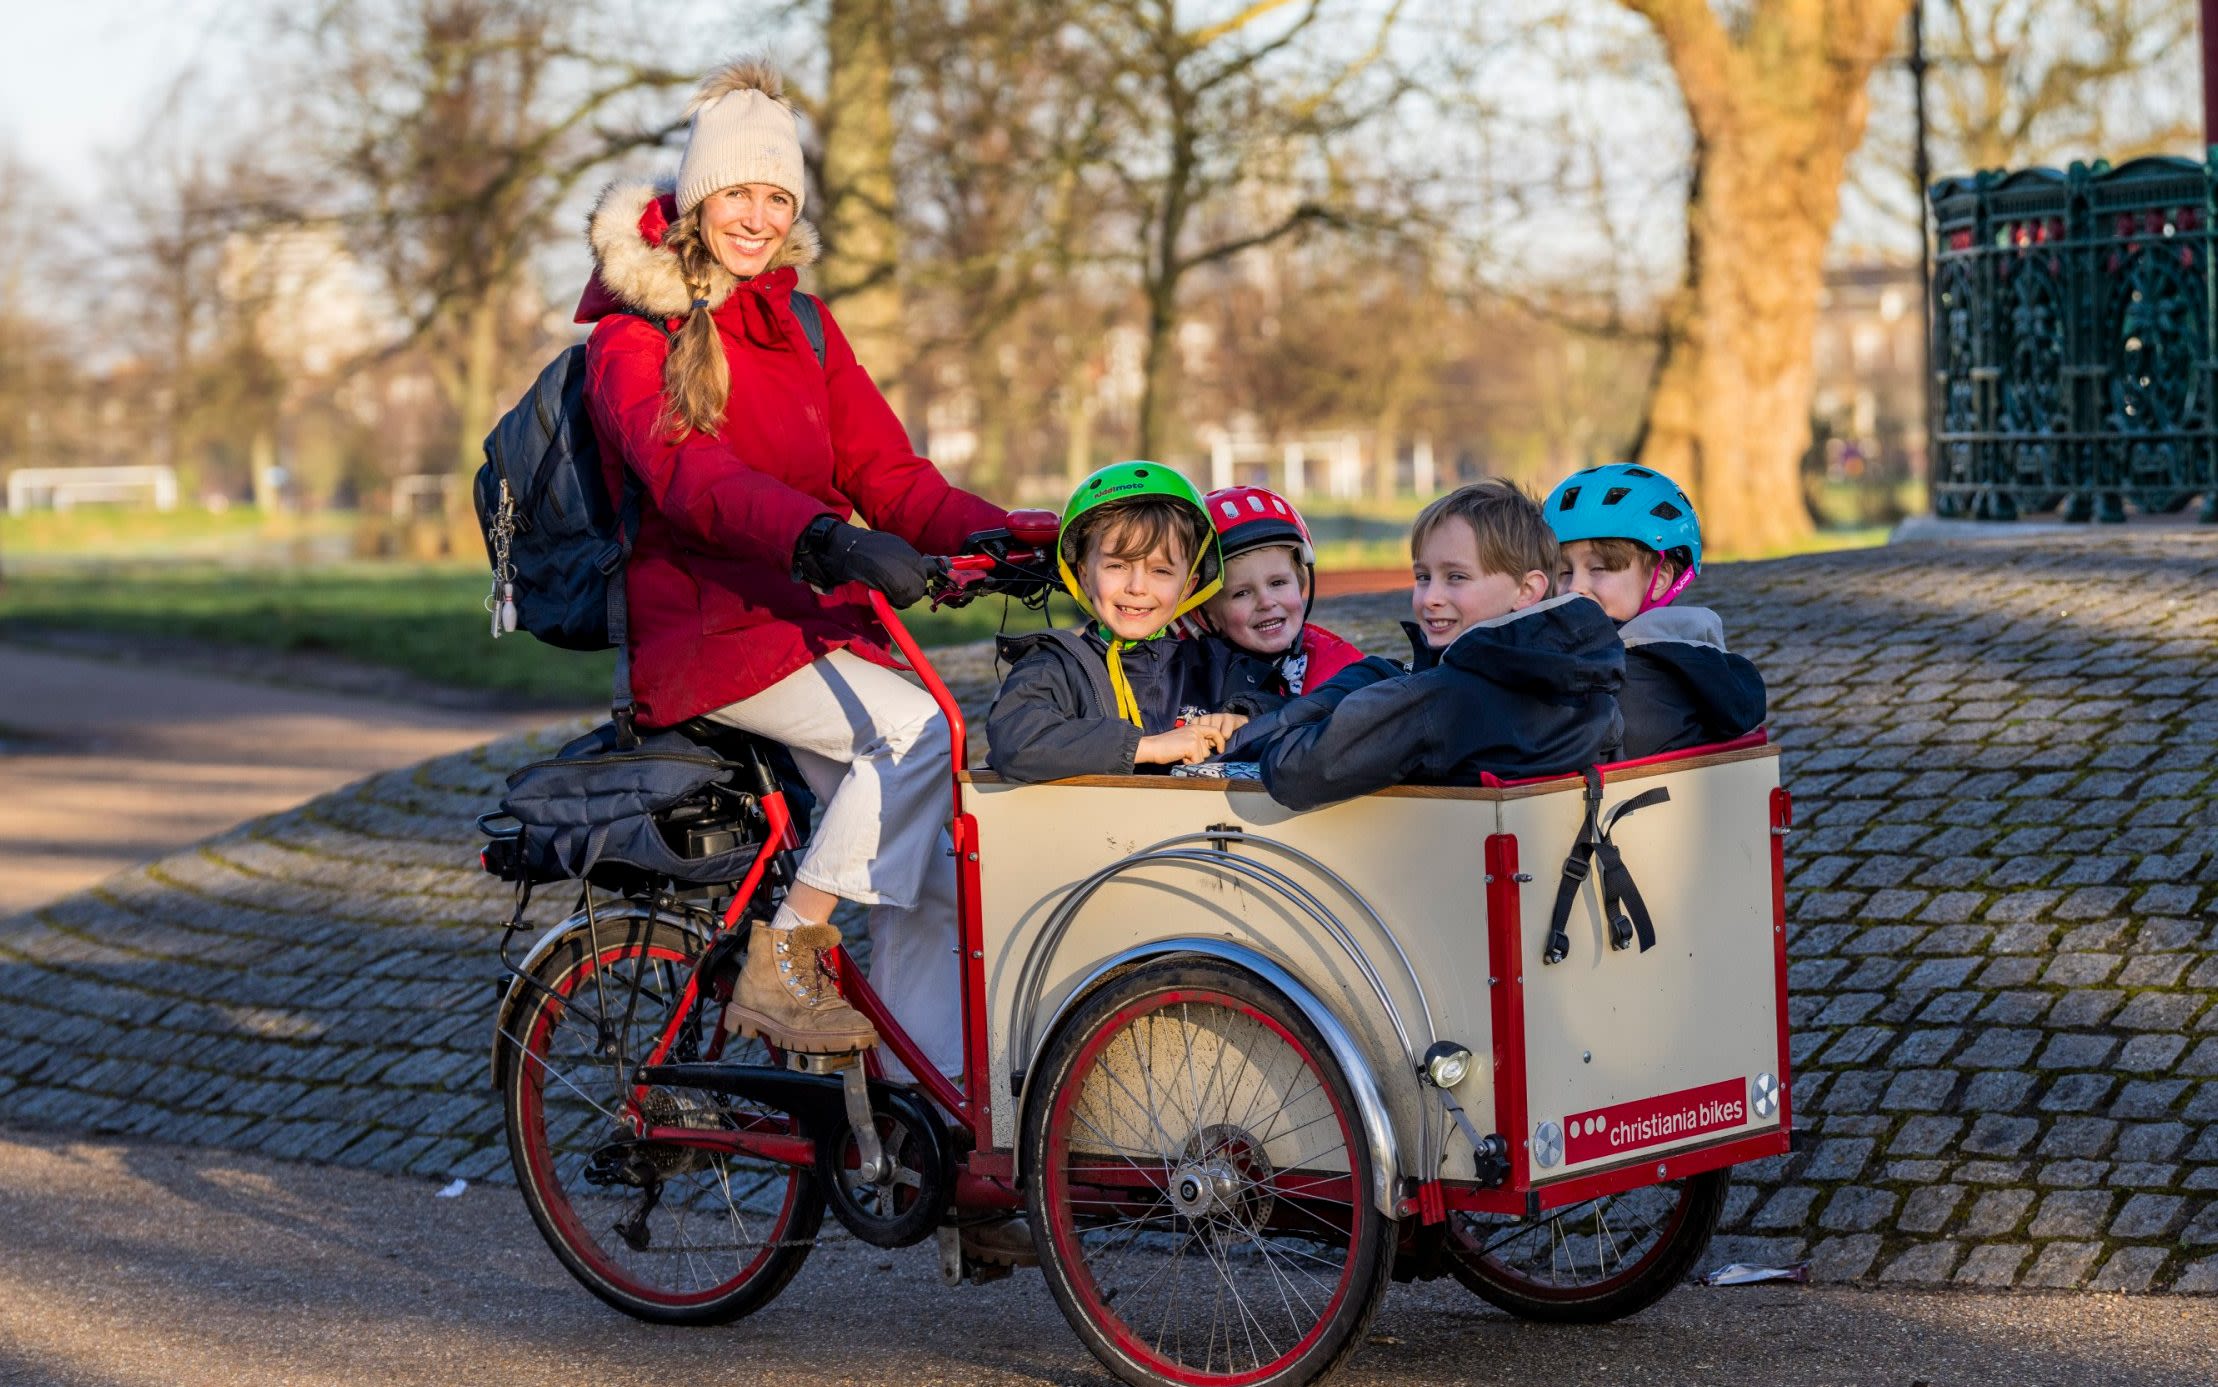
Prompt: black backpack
<box><xmin>474</xmin><ymin>294</ymin><xmax>826</xmax><ymax>731</ymax></box>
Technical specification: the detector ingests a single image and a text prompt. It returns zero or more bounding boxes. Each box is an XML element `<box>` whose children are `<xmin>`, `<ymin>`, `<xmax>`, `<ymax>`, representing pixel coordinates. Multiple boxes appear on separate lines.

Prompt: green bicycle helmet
<box><xmin>1056</xmin><ymin>461</ymin><xmax>1221</xmax><ymax>604</ymax></box>
<box><xmin>1056</xmin><ymin>461</ymin><xmax>1222</xmax><ymax>727</ymax></box>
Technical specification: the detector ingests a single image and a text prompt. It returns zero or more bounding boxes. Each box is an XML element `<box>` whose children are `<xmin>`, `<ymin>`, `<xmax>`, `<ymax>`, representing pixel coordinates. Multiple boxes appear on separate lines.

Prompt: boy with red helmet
<box><xmin>1196</xmin><ymin>485</ymin><xmax>1366</xmax><ymax>695</ymax></box>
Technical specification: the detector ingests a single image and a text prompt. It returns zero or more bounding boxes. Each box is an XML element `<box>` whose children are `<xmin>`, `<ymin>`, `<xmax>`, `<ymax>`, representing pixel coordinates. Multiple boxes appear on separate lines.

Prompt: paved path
<box><xmin>0</xmin><ymin>530</ymin><xmax>2214</xmax><ymax>1294</ymax></box>
<box><xmin>5</xmin><ymin>1125</ymin><xmax>2216</xmax><ymax>1387</ymax></box>
<box><xmin>0</xmin><ymin>645</ymin><xmax>560</xmax><ymax>915</ymax></box>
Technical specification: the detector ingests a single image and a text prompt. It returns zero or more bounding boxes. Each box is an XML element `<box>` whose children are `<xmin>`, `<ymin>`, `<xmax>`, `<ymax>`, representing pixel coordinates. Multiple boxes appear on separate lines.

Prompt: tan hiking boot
<box><xmin>723</xmin><ymin>921</ymin><xmax>878</xmax><ymax>1054</ymax></box>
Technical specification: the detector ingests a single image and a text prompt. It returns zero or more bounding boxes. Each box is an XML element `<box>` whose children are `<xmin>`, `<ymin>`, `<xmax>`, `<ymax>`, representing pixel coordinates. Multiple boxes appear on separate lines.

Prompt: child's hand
<box><xmin>1137</xmin><ymin>724</ymin><xmax>1228</xmax><ymax>766</ymax></box>
<box><xmin>1186</xmin><ymin>712</ymin><xmax>1249</xmax><ymax>738</ymax></box>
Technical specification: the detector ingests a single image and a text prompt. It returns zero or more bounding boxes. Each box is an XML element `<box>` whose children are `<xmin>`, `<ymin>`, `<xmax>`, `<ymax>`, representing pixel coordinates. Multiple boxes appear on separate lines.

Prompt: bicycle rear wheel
<box><xmin>1445</xmin><ymin>1170</ymin><xmax>1724</xmax><ymax>1323</ymax></box>
<box><xmin>498</xmin><ymin>907</ymin><xmax>821</xmax><ymax>1324</ymax></box>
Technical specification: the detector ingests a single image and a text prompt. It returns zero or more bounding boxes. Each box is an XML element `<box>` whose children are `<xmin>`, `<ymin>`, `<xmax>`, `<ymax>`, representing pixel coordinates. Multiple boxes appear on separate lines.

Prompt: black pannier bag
<box><xmin>485</xmin><ymin>723</ymin><xmax>769</xmax><ymax>890</ymax></box>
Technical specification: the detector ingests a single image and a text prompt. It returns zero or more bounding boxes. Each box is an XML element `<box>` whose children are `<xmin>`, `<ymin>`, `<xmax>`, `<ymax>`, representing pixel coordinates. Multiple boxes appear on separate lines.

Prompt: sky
<box><xmin>0</xmin><ymin>0</ymin><xmax>247</xmax><ymax>183</ymax></box>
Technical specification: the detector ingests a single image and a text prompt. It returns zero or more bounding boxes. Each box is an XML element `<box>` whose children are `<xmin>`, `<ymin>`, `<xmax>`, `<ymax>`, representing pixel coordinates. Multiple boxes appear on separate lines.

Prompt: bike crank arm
<box><xmin>839</xmin><ymin>1060</ymin><xmax>889</xmax><ymax>1184</ymax></box>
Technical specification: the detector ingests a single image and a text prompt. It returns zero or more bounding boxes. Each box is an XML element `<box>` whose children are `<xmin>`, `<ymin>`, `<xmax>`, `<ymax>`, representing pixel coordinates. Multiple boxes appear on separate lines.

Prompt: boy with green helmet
<box><xmin>986</xmin><ymin>461</ymin><xmax>1280</xmax><ymax>782</ymax></box>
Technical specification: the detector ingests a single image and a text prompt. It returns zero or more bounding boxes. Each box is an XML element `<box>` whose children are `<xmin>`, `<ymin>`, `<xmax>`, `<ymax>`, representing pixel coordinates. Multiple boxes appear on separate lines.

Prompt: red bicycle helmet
<box><xmin>1204</xmin><ymin>485</ymin><xmax>1314</xmax><ymax>565</ymax></box>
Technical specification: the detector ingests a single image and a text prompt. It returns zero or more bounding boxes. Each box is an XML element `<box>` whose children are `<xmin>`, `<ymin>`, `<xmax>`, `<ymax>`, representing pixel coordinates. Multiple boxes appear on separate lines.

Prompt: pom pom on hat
<box><xmin>676</xmin><ymin>59</ymin><xmax>807</xmax><ymax>217</ymax></box>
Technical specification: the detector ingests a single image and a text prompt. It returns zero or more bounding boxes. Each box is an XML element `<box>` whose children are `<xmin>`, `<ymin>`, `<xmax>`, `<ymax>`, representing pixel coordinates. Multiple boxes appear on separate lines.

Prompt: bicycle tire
<box><xmin>499</xmin><ymin>909</ymin><xmax>821</xmax><ymax>1324</ymax></box>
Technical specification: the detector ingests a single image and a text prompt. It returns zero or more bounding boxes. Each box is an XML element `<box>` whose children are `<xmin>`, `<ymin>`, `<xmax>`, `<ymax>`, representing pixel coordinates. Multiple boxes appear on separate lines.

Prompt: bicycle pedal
<box><xmin>788</xmin><ymin>1051</ymin><xmax>865</xmax><ymax>1075</ymax></box>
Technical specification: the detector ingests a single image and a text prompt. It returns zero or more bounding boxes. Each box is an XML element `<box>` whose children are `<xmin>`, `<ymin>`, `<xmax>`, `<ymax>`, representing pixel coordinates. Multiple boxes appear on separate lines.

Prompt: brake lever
<box><xmin>928</xmin><ymin>568</ymin><xmax>986</xmax><ymax>610</ymax></box>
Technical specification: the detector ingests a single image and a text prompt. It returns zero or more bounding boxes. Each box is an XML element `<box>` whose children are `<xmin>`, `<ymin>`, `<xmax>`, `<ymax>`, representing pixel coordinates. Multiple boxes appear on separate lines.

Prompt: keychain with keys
<box><xmin>486</xmin><ymin>480</ymin><xmax>519</xmax><ymax>638</ymax></box>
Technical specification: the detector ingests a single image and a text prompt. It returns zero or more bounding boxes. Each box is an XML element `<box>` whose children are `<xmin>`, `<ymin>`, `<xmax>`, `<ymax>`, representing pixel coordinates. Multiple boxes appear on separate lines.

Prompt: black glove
<box><xmin>794</xmin><ymin>516</ymin><xmax>944</xmax><ymax>608</ymax></box>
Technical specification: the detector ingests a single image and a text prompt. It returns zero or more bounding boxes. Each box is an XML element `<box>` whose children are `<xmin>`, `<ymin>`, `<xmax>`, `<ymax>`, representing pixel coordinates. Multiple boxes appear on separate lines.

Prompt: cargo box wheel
<box><xmin>1023</xmin><ymin>959</ymin><xmax>1394</xmax><ymax>1387</ymax></box>
<box><xmin>1445</xmin><ymin>1169</ymin><xmax>1726</xmax><ymax>1323</ymax></box>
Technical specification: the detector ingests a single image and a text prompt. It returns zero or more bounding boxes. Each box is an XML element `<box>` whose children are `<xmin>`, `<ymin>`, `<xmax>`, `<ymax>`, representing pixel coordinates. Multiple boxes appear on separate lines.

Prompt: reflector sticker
<box><xmin>1563</xmin><ymin>1078</ymin><xmax>1748</xmax><ymax>1165</ymax></box>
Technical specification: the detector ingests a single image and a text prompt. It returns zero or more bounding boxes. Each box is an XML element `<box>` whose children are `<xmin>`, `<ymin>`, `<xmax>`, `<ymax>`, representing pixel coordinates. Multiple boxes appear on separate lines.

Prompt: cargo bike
<box><xmin>481</xmin><ymin>522</ymin><xmax>1795</xmax><ymax>1387</ymax></box>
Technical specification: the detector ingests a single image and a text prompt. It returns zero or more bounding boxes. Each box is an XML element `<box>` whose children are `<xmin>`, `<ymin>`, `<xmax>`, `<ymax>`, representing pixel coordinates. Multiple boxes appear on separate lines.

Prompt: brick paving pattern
<box><xmin>1</xmin><ymin>529</ymin><xmax>2212</xmax><ymax>1287</ymax></box>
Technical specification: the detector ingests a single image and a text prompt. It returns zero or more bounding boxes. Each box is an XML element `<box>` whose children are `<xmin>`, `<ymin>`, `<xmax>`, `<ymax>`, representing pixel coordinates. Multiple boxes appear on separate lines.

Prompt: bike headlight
<box><xmin>1421</xmin><ymin>1041</ymin><xmax>1473</xmax><ymax>1090</ymax></box>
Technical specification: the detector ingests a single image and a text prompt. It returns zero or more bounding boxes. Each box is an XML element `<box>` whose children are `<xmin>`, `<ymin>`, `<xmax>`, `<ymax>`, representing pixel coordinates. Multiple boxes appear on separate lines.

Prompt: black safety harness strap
<box><xmin>1543</xmin><ymin>768</ymin><xmax>1670</xmax><ymax>965</ymax></box>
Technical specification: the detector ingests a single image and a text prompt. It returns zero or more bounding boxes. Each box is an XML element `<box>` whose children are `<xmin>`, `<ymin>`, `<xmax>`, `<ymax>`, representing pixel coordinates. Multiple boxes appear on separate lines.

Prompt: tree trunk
<box><xmin>964</xmin><ymin>339</ymin><xmax>1011</xmax><ymax>494</ymax></box>
<box><xmin>819</xmin><ymin>0</ymin><xmax>906</xmax><ymax>394</ymax></box>
<box><xmin>1373</xmin><ymin>402</ymin><xmax>1402</xmax><ymax>503</ymax></box>
<box><xmin>1625</xmin><ymin>0</ymin><xmax>1908</xmax><ymax>557</ymax></box>
<box><xmin>1064</xmin><ymin>356</ymin><xmax>1096</xmax><ymax>485</ymax></box>
<box><xmin>453</xmin><ymin>289</ymin><xmax>501</xmax><ymax>480</ymax></box>
<box><xmin>1136</xmin><ymin>283</ymin><xmax>1177</xmax><ymax>461</ymax></box>
<box><xmin>1635</xmin><ymin>137</ymin><xmax>1838</xmax><ymax>556</ymax></box>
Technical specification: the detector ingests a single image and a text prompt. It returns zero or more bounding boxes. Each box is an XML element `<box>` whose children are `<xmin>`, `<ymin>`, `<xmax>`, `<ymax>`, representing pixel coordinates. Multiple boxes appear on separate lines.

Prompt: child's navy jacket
<box><xmin>985</xmin><ymin>628</ymin><xmax>1279</xmax><ymax>783</ymax></box>
<box><xmin>1226</xmin><ymin>594</ymin><xmax>1626</xmax><ymax>811</ymax></box>
<box><xmin>1616</xmin><ymin>606</ymin><xmax>1767</xmax><ymax>758</ymax></box>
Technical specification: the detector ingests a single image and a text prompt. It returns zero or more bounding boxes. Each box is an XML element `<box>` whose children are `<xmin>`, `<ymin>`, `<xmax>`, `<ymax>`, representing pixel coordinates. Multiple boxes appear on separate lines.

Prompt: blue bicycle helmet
<box><xmin>1542</xmin><ymin>463</ymin><xmax>1703</xmax><ymax>575</ymax></box>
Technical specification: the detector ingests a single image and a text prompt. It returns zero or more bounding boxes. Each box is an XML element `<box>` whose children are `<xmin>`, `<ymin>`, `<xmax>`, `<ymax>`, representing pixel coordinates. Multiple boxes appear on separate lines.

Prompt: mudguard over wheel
<box><xmin>1024</xmin><ymin>958</ymin><xmax>1395</xmax><ymax>1387</ymax></box>
<box><xmin>497</xmin><ymin>910</ymin><xmax>821</xmax><ymax>1324</ymax></box>
<box><xmin>1446</xmin><ymin>1169</ymin><xmax>1726</xmax><ymax>1323</ymax></box>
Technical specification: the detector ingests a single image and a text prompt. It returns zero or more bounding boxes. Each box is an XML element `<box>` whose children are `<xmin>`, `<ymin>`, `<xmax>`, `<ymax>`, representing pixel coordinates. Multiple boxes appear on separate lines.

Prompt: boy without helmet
<box><xmin>1226</xmin><ymin>479</ymin><xmax>1625</xmax><ymax>810</ymax></box>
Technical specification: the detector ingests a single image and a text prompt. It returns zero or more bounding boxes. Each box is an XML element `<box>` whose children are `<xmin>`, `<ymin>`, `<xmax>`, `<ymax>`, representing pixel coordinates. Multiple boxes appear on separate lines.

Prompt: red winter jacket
<box><xmin>575</xmin><ymin>180</ymin><xmax>1006</xmax><ymax>727</ymax></box>
<box><xmin>1293</xmin><ymin>622</ymin><xmax>1367</xmax><ymax>692</ymax></box>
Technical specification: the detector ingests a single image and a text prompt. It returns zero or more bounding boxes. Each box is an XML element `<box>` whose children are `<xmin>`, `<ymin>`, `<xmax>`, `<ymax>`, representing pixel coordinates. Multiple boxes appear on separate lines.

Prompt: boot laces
<box><xmin>775</xmin><ymin>936</ymin><xmax>843</xmax><ymax>1009</ymax></box>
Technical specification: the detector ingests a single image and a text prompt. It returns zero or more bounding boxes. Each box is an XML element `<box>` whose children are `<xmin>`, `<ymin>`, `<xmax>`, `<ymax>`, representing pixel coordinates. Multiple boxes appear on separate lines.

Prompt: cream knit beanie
<box><xmin>676</xmin><ymin>60</ymin><xmax>807</xmax><ymax>218</ymax></box>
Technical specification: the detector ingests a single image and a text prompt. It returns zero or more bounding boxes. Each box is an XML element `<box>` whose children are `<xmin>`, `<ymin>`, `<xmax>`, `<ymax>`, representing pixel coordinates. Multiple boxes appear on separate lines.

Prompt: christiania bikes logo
<box><xmin>1562</xmin><ymin>1078</ymin><xmax>1748</xmax><ymax>1165</ymax></box>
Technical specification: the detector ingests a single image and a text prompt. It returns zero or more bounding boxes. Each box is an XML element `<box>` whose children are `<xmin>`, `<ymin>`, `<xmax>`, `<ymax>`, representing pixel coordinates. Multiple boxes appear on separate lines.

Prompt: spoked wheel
<box><xmin>1025</xmin><ymin>960</ymin><xmax>1394</xmax><ymax>1387</ymax></box>
<box><xmin>497</xmin><ymin>908</ymin><xmax>821</xmax><ymax>1324</ymax></box>
<box><xmin>1446</xmin><ymin>1169</ymin><xmax>1725</xmax><ymax>1323</ymax></box>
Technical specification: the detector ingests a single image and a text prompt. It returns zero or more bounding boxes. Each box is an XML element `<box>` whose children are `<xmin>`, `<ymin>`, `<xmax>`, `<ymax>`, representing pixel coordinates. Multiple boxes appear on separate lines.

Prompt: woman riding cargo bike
<box><xmin>479</xmin><ymin>56</ymin><xmax>1795</xmax><ymax>1387</ymax></box>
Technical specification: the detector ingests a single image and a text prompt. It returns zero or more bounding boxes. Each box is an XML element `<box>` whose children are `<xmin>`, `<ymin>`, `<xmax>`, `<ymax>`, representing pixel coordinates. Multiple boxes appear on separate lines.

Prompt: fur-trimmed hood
<box><xmin>573</xmin><ymin>176</ymin><xmax>821</xmax><ymax>323</ymax></box>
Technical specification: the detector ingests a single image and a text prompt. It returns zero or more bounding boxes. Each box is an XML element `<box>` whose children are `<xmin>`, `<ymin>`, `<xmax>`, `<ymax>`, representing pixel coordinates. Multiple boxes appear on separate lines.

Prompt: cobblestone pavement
<box><xmin>0</xmin><ymin>529</ymin><xmax>2212</xmax><ymax>1293</ymax></box>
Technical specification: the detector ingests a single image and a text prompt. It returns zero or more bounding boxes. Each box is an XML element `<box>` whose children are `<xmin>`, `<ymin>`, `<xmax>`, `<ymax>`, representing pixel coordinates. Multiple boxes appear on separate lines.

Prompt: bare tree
<box><xmin>1842</xmin><ymin>0</ymin><xmax>2201</xmax><ymax>253</ymax></box>
<box><xmin>1619</xmin><ymin>0</ymin><xmax>1911</xmax><ymax>554</ymax></box>
<box><xmin>1073</xmin><ymin>0</ymin><xmax>1412</xmax><ymax>460</ymax></box>
<box><xmin>292</xmin><ymin>1</ymin><xmax>693</xmax><ymax>484</ymax></box>
<box><xmin>1931</xmin><ymin>0</ymin><xmax>2198</xmax><ymax>170</ymax></box>
<box><xmin>0</xmin><ymin>148</ymin><xmax>77</xmax><ymax>475</ymax></box>
<box><xmin>886</xmin><ymin>0</ymin><xmax>1120</xmax><ymax>489</ymax></box>
<box><xmin>811</xmin><ymin>0</ymin><xmax>908</xmax><ymax>386</ymax></box>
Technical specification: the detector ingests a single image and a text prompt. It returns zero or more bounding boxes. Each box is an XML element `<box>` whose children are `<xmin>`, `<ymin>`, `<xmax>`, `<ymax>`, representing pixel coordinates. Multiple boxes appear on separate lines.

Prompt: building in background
<box><xmin>1808</xmin><ymin>260</ymin><xmax>1928</xmax><ymax>523</ymax></box>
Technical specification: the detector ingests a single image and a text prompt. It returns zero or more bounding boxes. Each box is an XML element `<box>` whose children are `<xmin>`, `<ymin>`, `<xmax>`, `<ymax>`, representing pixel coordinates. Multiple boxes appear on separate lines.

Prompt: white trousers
<box><xmin>704</xmin><ymin>650</ymin><xmax>961</xmax><ymax>1080</ymax></box>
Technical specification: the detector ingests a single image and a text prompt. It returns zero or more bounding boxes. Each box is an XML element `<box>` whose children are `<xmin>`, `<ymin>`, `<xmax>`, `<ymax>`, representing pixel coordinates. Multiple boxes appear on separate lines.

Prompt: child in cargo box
<box><xmin>984</xmin><ymin>462</ymin><xmax>1279</xmax><ymax>782</ymax></box>
<box><xmin>1192</xmin><ymin>485</ymin><xmax>1367</xmax><ymax>696</ymax></box>
<box><xmin>1223</xmin><ymin>478</ymin><xmax>1626</xmax><ymax>810</ymax></box>
<box><xmin>1542</xmin><ymin>463</ymin><xmax>1767</xmax><ymax>759</ymax></box>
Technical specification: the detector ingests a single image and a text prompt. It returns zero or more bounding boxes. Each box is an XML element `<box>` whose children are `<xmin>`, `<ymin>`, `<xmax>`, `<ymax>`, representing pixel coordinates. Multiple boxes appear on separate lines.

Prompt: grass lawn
<box><xmin>0</xmin><ymin>562</ymin><xmax>1077</xmax><ymax>705</ymax></box>
<box><xmin>0</xmin><ymin>506</ymin><xmax>352</xmax><ymax>561</ymax></box>
<box><xmin>0</xmin><ymin>496</ymin><xmax>1891</xmax><ymax>704</ymax></box>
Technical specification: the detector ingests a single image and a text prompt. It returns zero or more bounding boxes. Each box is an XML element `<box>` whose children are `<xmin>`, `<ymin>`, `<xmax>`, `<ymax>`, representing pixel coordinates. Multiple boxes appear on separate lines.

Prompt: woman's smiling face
<box><xmin>698</xmin><ymin>183</ymin><xmax>796</xmax><ymax>277</ymax></box>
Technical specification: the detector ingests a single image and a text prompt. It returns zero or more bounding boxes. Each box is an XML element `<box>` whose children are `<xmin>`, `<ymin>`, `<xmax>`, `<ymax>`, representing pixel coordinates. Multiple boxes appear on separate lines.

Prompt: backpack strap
<box><xmin>789</xmin><ymin>291</ymin><xmax>827</xmax><ymax>367</ymax></box>
<box><xmin>607</xmin><ymin>311</ymin><xmax>676</xmax><ymax>749</ymax></box>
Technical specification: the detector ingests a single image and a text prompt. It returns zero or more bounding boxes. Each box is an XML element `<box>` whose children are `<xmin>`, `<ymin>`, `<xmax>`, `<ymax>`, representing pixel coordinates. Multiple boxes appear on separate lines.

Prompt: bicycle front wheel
<box><xmin>1025</xmin><ymin>959</ymin><xmax>1394</xmax><ymax>1387</ymax></box>
<box><xmin>498</xmin><ymin>907</ymin><xmax>821</xmax><ymax>1324</ymax></box>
